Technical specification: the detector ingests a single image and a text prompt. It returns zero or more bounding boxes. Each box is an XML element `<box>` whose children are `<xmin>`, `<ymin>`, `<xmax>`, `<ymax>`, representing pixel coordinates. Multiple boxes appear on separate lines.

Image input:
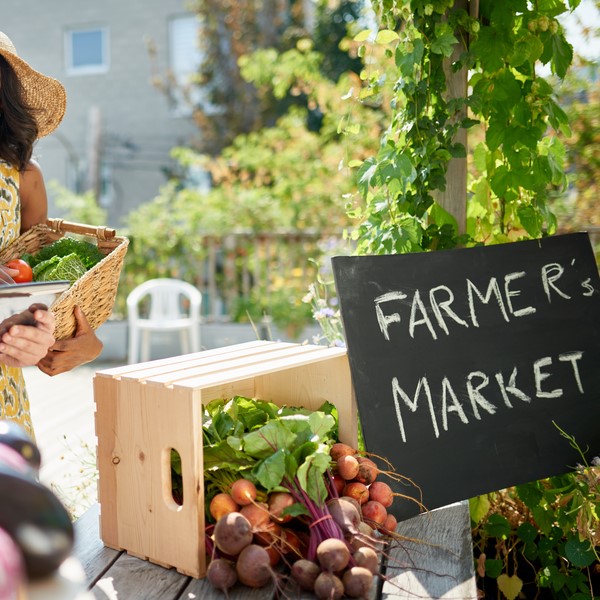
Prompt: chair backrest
<box><xmin>127</xmin><ymin>278</ymin><xmax>202</xmax><ymax>322</ymax></box>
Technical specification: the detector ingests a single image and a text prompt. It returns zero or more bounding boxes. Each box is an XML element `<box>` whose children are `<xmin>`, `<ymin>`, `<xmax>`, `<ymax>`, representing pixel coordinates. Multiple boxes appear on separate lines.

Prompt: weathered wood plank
<box><xmin>381</xmin><ymin>502</ymin><xmax>477</xmax><ymax>600</ymax></box>
<box><xmin>183</xmin><ymin>576</ymin><xmax>276</xmax><ymax>600</ymax></box>
<box><xmin>74</xmin><ymin>503</ymin><xmax>120</xmax><ymax>584</ymax></box>
<box><xmin>88</xmin><ymin>554</ymin><xmax>191</xmax><ymax>599</ymax></box>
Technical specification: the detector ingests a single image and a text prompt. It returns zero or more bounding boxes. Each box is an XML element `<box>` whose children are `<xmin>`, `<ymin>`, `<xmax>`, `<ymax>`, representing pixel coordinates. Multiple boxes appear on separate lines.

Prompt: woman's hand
<box><xmin>0</xmin><ymin>306</ymin><xmax>56</xmax><ymax>367</ymax></box>
<box><xmin>37</xmin><ymin>306</ymin><xmax>103</xmax><ymax>376</ymax></box>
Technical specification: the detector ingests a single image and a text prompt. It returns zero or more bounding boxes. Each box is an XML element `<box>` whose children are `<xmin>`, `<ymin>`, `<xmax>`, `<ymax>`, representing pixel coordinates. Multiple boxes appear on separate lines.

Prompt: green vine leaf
<box><xmin>497</xmin><ymin>573</ymin><xmax>523</xmax><ymax>600</ymax></box>
<box><xmin>549</xmin><ymin>33</ymin><xmax>573</xmax><ymax>78</ymax></box>
<box><xmin>469</xmin><ymin>494</ymin><xmax>491</xmax><ymax>524</ymax></box>
<box><xmin>564</xmin><ymin>536</ymin><xmax>597</xmax><ymax>568</ymax></box>
<box><xmin>375</xmin><ymin>29</ymin><xmax>399</xmax><ymax>44</ymax></box>
<box><xmin>431</xmin><ymin>23</ymin><xmax>458</xmax><ymax>57</ymax></box>
<box><xmin>484</xmin><ymin>558</ymin><xmax>504</xmax><ymax>578</ymax></box>
<box><xmin>484</xmin><ymin>514</ymin><xmax>511</xmax><ymax>539</ymax></box>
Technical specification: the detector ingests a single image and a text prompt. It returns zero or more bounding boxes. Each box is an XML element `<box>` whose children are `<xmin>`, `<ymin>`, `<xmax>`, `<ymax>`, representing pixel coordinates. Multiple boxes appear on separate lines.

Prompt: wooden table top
<box><xmin>72</xmin><ymin>502</ymin><xmax>477</xmax><ymax>599</ymax></box>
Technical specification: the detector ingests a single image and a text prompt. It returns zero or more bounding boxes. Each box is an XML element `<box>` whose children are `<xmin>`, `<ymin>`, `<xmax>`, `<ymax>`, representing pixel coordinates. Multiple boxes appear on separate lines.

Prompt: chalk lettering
<box><xmin>467</xmin><ymin>371</ymin><xmax>497</xmax><ymax>419</ymax></box>
<box><xmin>429</xmin><ymin>285</ymin><xmax>469</xmax><ymax>335</ymax></box>
<box><xmin>495</xmin><ymin>368</ymin><xmax>531</xmax><ymax>408</ymax></box>
<box><xmin>409</xmin><ymin>290</ymin><xmax>438</xmax><ymax>340</ymax></box>
<box><xmin>542</xmin><ymin>263</ymin><xmax>571</xmax><ymax>302</ymax></box>
<box><xmin>392</xmin><ymin>351</ymin><xmax>585</xmax><ymax>442</ymax></box>
<box><xmin>392</xmin><ymin>376</ymin><xmax>439</xmax><ymax>442</ymax></box>
<box><xmin>558</xmin><ymin>351</ymin><xmax>584</xmax><ymax>393</ymax></box>
<box><xmin>534</xmin><ymin>356</ymin><xmax>562</xmax><ymax>398</ymax></box>
<box><xmin>504</xmin><ymin>271</ymin><xmax>536</xmax><ymax>317</ymax></box>
<box><xmin>467</xmin><ymin>278</ymin><xmax>510</xmax><ymax>327</ymax></box>
<box><xmin>581</xmin><ymin>278</ymin><xmax>595</xmax><ymax>297</ymax></box>
<box><xmin>375</xmin><ymin>291</ymin><xmax>406</xmax><ymax>341</ymax></box>
<box><xmin>441</xmin><ymin>377</ymin><xmax>469</xmax><ymax>432</ymax></box>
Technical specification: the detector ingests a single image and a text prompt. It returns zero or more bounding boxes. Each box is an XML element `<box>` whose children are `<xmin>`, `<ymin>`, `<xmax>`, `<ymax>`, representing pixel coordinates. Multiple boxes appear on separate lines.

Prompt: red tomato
<box><xmin>5</xmin><ymin>259</ymin><xmax>33</xmax><ymax>283</ymax></box>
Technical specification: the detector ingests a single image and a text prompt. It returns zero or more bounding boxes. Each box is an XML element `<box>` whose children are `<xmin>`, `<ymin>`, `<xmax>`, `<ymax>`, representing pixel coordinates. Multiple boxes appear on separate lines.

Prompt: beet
<box><xmin>213</xmin><ymin>512</ymin><xmax>253</xmax><ymax>556</ymax></box>
<box><xmin>343</xmin><ymin>566</ymin><xmax>374</xmax><ymax>598</ymax></box>
<box><xmin>316</xmin><ymin>538</ymin><xmax>351</xmax><ymax>572</ymax></box>
<box><xmin>230</xmin><ymin>478</ymin><xmax>257</xmax><ymax>506</ymax></box>
<box><xmin>290</xmin><ymin>558</ymin><xmax>321</xmax><ymax>591</ymax></box>
<box><xmin>314</xmin><ymin>571</ymin><xmax>344</xmax><ymax>600</ymax></box>
<box><xmin>326</xmin><ymin>497</ymin><xmax>361</xmax><ymax>537</ymax></box>
<box><xmin>235</xmin><ymin>544</ymin><xmax>272</xmax><ymax>588</ymax></box>
<box><xmin>353</xmin><ymin>546</ymin><xmax>379</xmax><ymax>575</ymax></box>
<box><xmin>207</xmin><ymin>558</ymin><xmax>237</xmax><ymax>593</ymax></box>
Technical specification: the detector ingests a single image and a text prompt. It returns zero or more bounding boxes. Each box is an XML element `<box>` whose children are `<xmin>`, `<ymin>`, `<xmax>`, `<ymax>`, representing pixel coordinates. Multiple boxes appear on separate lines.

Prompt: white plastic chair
<box><xmin>127</xmin><ymin>278</ymin><xmax>202</xmax><ymax>364</ymax></box>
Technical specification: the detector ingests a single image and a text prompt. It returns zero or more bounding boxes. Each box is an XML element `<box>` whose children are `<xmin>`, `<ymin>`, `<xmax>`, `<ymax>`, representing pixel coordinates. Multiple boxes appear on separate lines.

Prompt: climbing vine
<box><xmin>351</xmin><ymin>0</ymin><xmax>575</xmax><ymax>254</ymax></box>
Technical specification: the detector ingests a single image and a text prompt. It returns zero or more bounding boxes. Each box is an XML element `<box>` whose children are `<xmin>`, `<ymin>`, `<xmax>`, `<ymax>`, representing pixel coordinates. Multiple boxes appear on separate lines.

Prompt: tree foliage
<box><xmin>352</xmin><ymin>0</ymin><xmax>579</xmax><ymax>255</ymax></box>
<box><xmin>188</xmin><ymin>0</ymin><xmax>366</xmax><ymax>153</ymax></box>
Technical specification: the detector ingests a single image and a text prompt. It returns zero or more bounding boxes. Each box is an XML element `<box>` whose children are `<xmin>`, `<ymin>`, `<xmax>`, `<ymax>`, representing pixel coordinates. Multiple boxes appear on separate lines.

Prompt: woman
<box><xmin>0</xmin><ymin>31</ymin><xmax>102</xmax><ymax>437</ymax></box>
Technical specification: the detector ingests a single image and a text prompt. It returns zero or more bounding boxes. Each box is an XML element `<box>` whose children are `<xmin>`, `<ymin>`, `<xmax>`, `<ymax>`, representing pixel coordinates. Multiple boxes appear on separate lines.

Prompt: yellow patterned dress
<box><xmin>0</xmin><ymin>160</ymin><xmax>34</xmax><ymax>438</ymax></box>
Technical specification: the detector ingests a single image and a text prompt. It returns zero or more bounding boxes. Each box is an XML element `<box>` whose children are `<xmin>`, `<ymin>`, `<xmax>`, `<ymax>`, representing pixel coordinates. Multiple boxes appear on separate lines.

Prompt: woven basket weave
<box><xmin>0</xmin><ymin>218</ymin><xmax>129</xmax><ymax>340</ymax></box>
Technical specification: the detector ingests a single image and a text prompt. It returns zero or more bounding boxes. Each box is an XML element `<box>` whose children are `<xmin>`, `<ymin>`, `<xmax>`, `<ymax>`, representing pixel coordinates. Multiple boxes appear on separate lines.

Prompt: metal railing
<box><xmin>187</xmin><ymin>231</ymin><xmax>347</xmax><ymax>322</ymax></box>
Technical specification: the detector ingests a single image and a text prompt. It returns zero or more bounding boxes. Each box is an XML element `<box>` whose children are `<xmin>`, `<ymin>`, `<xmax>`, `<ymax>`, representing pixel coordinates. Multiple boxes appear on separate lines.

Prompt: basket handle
<box><xmin>46</xmin><ymin>218</ymin><xmax>117</xmax><ymax>241</ymax></box>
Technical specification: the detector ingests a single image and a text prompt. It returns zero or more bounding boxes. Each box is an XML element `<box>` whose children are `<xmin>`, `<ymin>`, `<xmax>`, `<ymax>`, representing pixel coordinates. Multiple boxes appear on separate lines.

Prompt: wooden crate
<box><xmin>93</xmin><ymin>340</ymin><xmax>356</xmax><ymax>579</ymax></box>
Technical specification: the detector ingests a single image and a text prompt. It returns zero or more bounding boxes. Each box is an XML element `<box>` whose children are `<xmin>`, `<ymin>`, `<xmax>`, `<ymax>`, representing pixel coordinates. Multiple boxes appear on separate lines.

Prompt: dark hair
<box><xmin>0</xmin><ymin>55</ymin><xmax>38</xmax><ymax>171</ymax></box>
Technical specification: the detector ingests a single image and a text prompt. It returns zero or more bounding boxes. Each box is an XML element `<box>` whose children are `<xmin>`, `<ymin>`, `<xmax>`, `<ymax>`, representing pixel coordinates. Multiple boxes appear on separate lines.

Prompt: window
<box><xmin>66</xmin><ymin>27</ymin><xmax>108</xmax><ymax>75</ymax></box>
<box><xmin>168</xmin><ymin>15</ymin><xmax>203</xmax><ymax>116</ymax></box>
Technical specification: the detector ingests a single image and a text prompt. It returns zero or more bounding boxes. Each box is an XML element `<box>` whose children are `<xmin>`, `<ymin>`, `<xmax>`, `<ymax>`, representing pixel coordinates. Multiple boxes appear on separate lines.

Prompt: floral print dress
<box><xmin>0</xmin><ymin>160</ymin><xmax>34</xmax><ymax>438</ymax></box>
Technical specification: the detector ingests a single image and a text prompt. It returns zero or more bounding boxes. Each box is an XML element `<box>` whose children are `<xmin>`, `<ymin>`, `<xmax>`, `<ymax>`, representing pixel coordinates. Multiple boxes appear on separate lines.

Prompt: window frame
<box><xmin>168</xmin><ymin>14</ymin><xmax>204</xmax><ymax>117</ymax></box>
<box><xmin>65</xmin><ymin>26</ymin><xmax>109</xmax><ymax>76</ymax></box>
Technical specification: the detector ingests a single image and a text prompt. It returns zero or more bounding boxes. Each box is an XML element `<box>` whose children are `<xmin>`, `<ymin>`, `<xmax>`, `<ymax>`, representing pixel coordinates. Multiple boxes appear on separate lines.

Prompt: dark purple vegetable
<box><xmin>0</xmin><ymin>421</ymin><xmax>41</xmax><ymax>470</ymax></box>
<box><xmin>0</xmin><ymin>526</ymin><xmax>25</xmax><ymax>598</ymax></box>
<box><xmin>207</xmin><ymin>558</ymin><xmax>238</xmax><ymax>593</ymax></box>
<box><xmin>290</xmin><ymin>558</ymin><xmax>321</xmax><ymax>591</ymax></box>
<box><xmin>0</xmin><ymin>460</ymin><xmax>74</xmax><ymax>579</ymax></box>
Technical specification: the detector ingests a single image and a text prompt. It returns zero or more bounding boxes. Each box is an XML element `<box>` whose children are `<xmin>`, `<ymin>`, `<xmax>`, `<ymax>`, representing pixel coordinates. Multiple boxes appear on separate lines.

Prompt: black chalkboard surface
<box><xmin>332</xmin><ymin>233</ymin><xmax>600</xmax><ymax>520</ymax></box>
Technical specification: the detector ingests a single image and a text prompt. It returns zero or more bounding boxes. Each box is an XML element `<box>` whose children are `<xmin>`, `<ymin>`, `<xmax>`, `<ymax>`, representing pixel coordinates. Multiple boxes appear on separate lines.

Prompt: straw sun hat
<box><xmin>0</xmin><ymin>31</ymin><xmax>66</xmax><ymax>138</ymax></box>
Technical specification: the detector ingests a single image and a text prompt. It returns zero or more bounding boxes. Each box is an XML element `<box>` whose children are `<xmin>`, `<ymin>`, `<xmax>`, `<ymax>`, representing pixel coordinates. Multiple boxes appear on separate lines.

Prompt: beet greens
<box><xmin>198</xmin><ymin>395</ymin><xmax>346</xmax><ymax>560</ymax></box>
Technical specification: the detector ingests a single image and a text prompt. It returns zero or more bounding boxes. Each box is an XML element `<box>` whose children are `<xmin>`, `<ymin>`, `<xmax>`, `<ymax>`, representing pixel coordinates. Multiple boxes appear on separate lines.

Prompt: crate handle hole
<box><xmin>165</xmin><ymin>447</ymin><xmax>184</xmax><ymax>511</ymax></box>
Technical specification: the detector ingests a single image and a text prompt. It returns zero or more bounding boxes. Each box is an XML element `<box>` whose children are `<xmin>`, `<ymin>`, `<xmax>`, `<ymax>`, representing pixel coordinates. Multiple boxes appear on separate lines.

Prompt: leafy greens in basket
<box><xmin>23</xmin><ymin>237</ymin><xmax>105</xmax><ymax>284</ymax></box>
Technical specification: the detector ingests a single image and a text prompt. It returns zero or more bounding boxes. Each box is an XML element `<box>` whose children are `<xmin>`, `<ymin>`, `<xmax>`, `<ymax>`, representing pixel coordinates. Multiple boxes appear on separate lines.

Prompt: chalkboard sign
<box><xmin>332</xmin><ymin>233</ymin><xmax>600</xmax><ymax>520</ymax></box>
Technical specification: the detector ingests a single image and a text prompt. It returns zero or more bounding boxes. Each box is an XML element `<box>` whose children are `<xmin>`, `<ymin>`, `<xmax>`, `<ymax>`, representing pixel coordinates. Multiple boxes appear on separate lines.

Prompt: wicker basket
<box><xmin>0</xmin><ymin>218</ymin><xmax>129</xmax><ymax>340</ymax></box>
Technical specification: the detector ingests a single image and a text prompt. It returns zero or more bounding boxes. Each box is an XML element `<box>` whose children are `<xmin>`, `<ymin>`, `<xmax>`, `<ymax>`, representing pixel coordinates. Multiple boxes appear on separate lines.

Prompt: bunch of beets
<box><xmin>205</xmin><ymin>442</ymin><xmax>401</xmax><ymax>599</ymax></box>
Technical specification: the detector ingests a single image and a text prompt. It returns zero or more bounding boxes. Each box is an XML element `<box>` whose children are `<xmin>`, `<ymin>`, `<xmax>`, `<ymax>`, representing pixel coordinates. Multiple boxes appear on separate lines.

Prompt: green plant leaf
<box><xmin>296</xmin><ymin>445</ymin><xmax>331</xmax><ymax>503</ymax></box>
<box><xmin>242</xmin><ymin>420</ymin><xmax>297</xmax><ymax>458</ymax></box>
<box><xmin>252</xmin><ymin>448</ymin><xmax>287</xmax><ymax>490</ymax></box>
<box><xmin>203</xmin><ymin>440</ymin><xmax>253</xmax><ymax>471</ymax></box>
<box><xmin>564</xmin><ymin>536</ymin><xmax>596</xmax><ymax>568</ymax></box>
<box><xmin>282</xmin><ymin>502</ymin><xmax>309</xmax><ymax>518</ymax></box>
<box><xmin>431</xmin><ymin>23</ymin><xmax>458</xmax><ymax>57</ymax></box>
<box><xmin>485</xmin><ymin>558</ymin><xmax>504</xmax><ymax>578</ymax></box>
<box><xmin>516</xmin><ymin>522</ymin><xmax>538</xmax><ymax>544</ymax></box>
<box><xmin>307</xmin><ymin>412</ymin><xmax>336</xmax><ymax>443</ymax></box>
<box><xmin>375</xmin><ymin>30</ymin><xmax>399</xmax><ymax>45</ymax></box>
<box><xmin>550</xmin><ymin>33</ymin><xmax>573</xmax><ymax>79</ymax></box>
<box><xmin>484</xmin><ymin>514</ymin><xmax>511</xmax><ymax>539</ymax></box>
<box><xmin>469</xmin><ymin>495</ymin><xmax>490</xmax><ymax>524</ymax></box>
<box><xmin>354</xmin><ymin>29</ymin><xmax>372</xmax><ymax>42</ymax></box>
<box><xmin>497</xmin><ymin>573</ymin><xmax>523</xmax><ymax>600</ymax></box>
<box><xmin>517</xmin><ymin>204</ymin><xmax>543</xmax><ymax>237</ymax></box>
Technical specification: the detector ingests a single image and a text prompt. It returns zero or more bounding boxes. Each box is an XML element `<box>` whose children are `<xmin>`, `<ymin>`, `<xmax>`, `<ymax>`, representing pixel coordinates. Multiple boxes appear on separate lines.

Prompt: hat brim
<box><xmin>0</xmin><ymin>50</ymin><xmax>66</xmax><ymax>138</ymax></box>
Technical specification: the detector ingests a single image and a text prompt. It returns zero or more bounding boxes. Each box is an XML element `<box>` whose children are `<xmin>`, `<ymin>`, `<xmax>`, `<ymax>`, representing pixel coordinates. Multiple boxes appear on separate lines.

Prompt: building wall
<box><xmin>3</xmin><ymin>0</ymin><xmax>200</xmax><ymax>228</ymax></box>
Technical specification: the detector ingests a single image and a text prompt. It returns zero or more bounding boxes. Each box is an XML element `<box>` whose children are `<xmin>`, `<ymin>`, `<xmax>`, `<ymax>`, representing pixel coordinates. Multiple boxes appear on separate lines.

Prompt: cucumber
<box><xmin>0</xmin><ymin>421</ymin><xmax>41</xmax><ymax>470</ymax></box>
<box><xmin>0</xmin><ymin>462</ymin><xmax>74</xmax><ymax>579</ymax></box>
